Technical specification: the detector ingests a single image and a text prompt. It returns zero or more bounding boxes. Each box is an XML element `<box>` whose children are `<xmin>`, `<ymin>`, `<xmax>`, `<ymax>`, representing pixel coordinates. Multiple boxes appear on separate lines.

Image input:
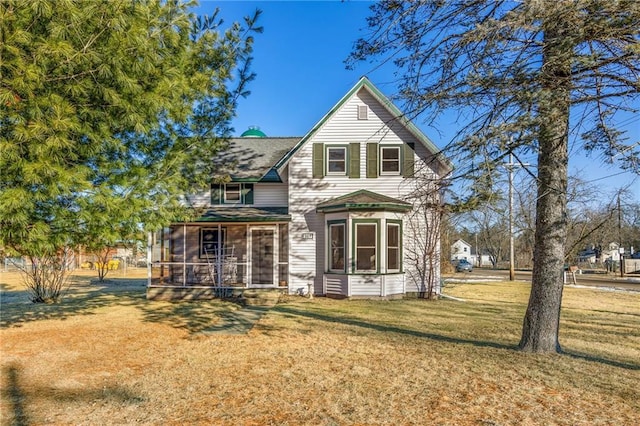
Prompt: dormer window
<box><xmin>211</xmin><ymin>183</ymin><xmax>254</xmax><ymax>205</ymax></box>
<box><xmin>224</xmin><ymin>184</ymin><xmax>241</xmax><ymax>203</ymax></box>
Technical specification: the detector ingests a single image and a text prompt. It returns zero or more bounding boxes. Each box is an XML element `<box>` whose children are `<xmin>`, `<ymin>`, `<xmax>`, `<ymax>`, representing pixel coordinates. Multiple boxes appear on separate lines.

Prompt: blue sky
<box><xmin>196</xmin><ymin>1</ymin><xmax>639</xmax><ymax>201</ymax></box>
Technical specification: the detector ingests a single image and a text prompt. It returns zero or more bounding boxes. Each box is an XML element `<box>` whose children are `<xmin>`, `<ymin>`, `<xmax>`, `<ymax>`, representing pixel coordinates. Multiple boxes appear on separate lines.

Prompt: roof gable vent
<box><xmin>357</xmin><ymin>105</ymin><xmax>368</xmax><ymax>120</ymax></box>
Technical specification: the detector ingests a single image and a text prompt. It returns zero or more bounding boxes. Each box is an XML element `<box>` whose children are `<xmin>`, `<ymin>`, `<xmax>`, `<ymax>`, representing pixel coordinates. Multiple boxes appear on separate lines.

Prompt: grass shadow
<box><xmin>0</xmin><ymin>278</ymin><xmax>148</xmax><ymax>329</ymax></box>
<box><xmin>272</xmin><ymin>304</ymin><xmax>516</xmax><ymax>351</ymax></box>
<box><xmin>2</xmin><ymin>363</ymin><xmax>30</xmax><ymax>426</ymax></box>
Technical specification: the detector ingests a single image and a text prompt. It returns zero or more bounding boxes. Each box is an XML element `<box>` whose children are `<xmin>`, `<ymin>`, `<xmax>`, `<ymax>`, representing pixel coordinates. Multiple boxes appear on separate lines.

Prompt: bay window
<box><xmin>355</xmin><ymin>222</ymin><xmax>377</xmax><ymax>272</ymax></box>
<box><xmin>329</xmin><ymin>222</ymin><xmax>345</xmax><ymax>272</ymax></box>
<box><xmin>387</xmin><ymin>222</ymin><xmax>401</xmax><ymax>271</ymax></box>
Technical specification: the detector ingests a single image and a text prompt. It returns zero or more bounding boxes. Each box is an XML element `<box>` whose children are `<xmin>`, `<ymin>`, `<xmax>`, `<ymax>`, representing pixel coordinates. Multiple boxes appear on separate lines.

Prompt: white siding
<box><xmin>288</xmin><ymin>87</ymin><xmax>443</xmax><ymax>294</ymax></box>
<box><xmin>383</xmin><ymin>274</ymin><xmax>405</xmax><ymax>296</ymax></box>
<box><xmin>253</xmin><ymin>183</ymin><xmax>288</xmax><ymax>206</ymax></box>
<box><xmin>350</xmin><ymin>275</ymin><xmax>383</xmax><ymax>297</ymax></box>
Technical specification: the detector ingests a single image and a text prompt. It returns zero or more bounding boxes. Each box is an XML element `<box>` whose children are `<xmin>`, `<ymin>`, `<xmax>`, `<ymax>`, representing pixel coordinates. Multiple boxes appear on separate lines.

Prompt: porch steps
<box><xmin>240</xmin><ymin>289</ymin><xmax>282</xmax><ymax>307</ymax></box>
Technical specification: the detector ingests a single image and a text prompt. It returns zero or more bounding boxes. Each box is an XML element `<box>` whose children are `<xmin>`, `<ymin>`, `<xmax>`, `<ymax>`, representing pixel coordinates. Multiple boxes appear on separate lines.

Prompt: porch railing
<box><xmin>149</xmin><ymin>260</ymin><xmax>246</xmax><ymax>287</ymax></box>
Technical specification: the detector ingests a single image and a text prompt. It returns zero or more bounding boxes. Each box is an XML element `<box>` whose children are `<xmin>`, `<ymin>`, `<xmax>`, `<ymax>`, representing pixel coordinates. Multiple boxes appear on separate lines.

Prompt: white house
<box><xmin>451</xmin><ymin>239</ymin><xmax>472</xmax><ymax>262</ymax></box>
<box><xmin>147</xmin><ymin>77</ymin><xmax>451</xmax><ymax>299</ymax></box>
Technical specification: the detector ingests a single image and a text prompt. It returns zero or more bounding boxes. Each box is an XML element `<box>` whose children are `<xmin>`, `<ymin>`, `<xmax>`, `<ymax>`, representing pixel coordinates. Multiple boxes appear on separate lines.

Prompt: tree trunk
<box><xmin>519</xmin><ymin>8</ymin><xmax>574</xmax><ymax>353</ymax></box>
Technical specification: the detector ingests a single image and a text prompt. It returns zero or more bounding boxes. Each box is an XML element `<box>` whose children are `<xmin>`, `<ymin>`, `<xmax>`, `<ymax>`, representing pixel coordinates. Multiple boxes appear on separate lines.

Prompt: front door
<box><xmin>250</xmin><ymin>227</ymin><xmax>275</xmax><ymax>286</ymax></box>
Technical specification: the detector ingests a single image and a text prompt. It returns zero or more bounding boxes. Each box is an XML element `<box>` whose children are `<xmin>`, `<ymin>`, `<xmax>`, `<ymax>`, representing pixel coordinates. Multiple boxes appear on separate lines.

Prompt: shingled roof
<box><xmin>214</xmin><ymin>137</ymin><xmax>300</xmax><ymax>182</ymax></box>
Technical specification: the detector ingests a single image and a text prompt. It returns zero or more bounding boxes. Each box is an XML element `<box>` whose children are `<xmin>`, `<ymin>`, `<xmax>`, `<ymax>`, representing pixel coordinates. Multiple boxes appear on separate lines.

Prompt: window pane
<box><xmin>356</xmin><ymin>224</ymin><xmax>376</xmax><ymax>271</ymax></box>
<box><xmin>387</xmin><ymin>248</ymin><xmax>399</xmax><ymax>270</ymax></box>
<box><xmin>387</xmin><ymin>224</ymin><xmax>399</xmax><ymax>246</ymax></box>
<box><xmin>382</xmin><ymin>147</ymin><xmax>400</xmax><ymax>160</ymax></box>
<box><xmin>356</xmin><ymin>248</ymin><xmax>376</xmax><ymax>270</ymax></box>
<box><xmin>357</xmin><ymin>224</ymin><xmax>376</xmax><ymax>246</ymax></box>
<box><xmin>330</xmin><ymin>224</ymin><xmax>345</xmax><ymax>271</ymax></box>
<box><xmin>225</xmin><ymin>184</ymin><xmax>241</xmax><ymax>201</ymax></box>
<box><xmin>328</xmin><ymin>148</ymin><xmax>345</xmax><ymax>160</ymax></box>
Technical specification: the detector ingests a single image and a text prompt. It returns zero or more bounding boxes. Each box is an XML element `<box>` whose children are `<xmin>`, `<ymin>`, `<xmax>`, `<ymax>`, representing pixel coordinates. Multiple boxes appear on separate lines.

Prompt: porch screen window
<box><xmin>225</xmin><ymin>184</ymin><xmax>241</xmax><ymax>203</ymax></box>
<box><xmin>329</xmin><ymin>223</ymin><xmax>345</xmax><ymax>272</ymax></box>
<box><xmin>327</xmin><ymin>147</ymin><xmax>346</xmax><ymax>174</ymax></box>
<box><xmin>355</xmin><ymin>223</ymin><xmax>377</xmax><ymax>272</ymax></box>
<box><xmin>381</xmin><ymin>147</ymin><xmax>401</xmax><ymax>174</ymax></box>
<box><xmin>387</xmin><ymin>223</ymin><xmax>400</xmax><ymax>271</ymax></box>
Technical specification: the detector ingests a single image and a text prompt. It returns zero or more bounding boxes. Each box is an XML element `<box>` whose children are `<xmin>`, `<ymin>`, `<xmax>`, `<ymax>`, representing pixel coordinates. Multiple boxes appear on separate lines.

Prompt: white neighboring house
<box><xmin>147</xmin><ymin>77</ymin><xmax>451</xmax><ymax>299</ymax></box>
<box><xmin>451</xmin><ymin>239</ymin><xmax>473</xmax><ymax>262</ymax></box>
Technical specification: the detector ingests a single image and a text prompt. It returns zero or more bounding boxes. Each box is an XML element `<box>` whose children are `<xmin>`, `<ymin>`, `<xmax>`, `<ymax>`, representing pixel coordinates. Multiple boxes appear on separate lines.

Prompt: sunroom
<box><xmin>147</xmin><ymin>207</ymin><xmax>290</xmax><ymax>300</ymax></box>
<box><xmin>316</xmin><ymin>190</ymin><xmax>412</xmax><ymax>298</ymax></box>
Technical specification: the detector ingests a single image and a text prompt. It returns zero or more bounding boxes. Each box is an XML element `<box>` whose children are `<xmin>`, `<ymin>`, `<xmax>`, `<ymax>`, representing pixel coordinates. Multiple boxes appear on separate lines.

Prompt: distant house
<box><xmin>451</xmin><ymin>239</ymin><xmax>472</xmax><ymax>262</ymax></box>
<box><xmin>578</xmin><ymin>242</ymin><xmax>622</xmax><ymax>264</ymax></box>
<box><xmin>147</xmin><ymin>77</ymin><xmax>451</xmax><ymax>300</ymax></box>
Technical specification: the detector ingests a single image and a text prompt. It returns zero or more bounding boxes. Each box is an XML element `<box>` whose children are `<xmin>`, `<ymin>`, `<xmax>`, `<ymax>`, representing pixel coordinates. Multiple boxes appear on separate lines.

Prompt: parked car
<box><xmin>455</xmin><ymin>259</ymin><xmax>473</xmax><ymax>272</ymax></box>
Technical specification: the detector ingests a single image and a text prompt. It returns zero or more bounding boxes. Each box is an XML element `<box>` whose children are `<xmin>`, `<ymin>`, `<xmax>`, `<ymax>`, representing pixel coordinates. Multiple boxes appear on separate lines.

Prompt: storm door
<box><xmin>250</xmin><ymin>227</ymin><xmax>275</xmax><ymax>286</ymax></box>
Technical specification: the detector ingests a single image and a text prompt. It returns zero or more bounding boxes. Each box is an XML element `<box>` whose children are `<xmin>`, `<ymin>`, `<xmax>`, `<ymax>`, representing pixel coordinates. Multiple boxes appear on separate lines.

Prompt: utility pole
<box><xmin>509</xmin><ymin>152</ymin><xmax>515</xmax><ymax>281</ymax></box>
<box><xmin>618</xmin><ymin>193</ymin><xmax>624</xmax><ymax>278</ymax></box>
<box><xmin>505</xmin><ymin>148</ymin><xmax>529</xmax><ymax>281</ymax></box>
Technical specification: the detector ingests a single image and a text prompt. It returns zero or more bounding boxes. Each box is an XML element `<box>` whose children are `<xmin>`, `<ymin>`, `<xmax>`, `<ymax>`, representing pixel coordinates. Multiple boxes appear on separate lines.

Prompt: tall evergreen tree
<box><xmin>0</xmin><ymin>0</ymin><xmax>261</xmax><ymax>300</ymax></box>
<box><xmin>349</xmin><ymin>0</ymin><xmax>639</xmax><ymax>352</ymax></box>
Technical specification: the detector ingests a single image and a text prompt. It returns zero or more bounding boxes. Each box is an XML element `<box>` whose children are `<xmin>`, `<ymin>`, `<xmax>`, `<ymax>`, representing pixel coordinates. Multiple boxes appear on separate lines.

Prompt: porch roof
<box><xmin>316</xmin><ymin>190</ymin><xmax>412</xmax><ymax>213</ymax></box>
<box><xmin>195</xmin><ymin>207</ymin><xmax>291</xmax><ymax>222</ymax></box>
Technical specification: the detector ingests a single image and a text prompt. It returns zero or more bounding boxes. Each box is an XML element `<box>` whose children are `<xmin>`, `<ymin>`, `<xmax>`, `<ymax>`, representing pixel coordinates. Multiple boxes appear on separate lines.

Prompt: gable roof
<box><xmin>274</xmin><ymin>76</ymin><xmax>451</xmax><ymax>173</ymax></box>
<box><xmin>215</xmin><ymin>137</ymin><xmax>300</xmax><ymax>182</ymax></box>
<box><xmin>316</xmin><ymin>189</ymin><xmax>412</xmax><ymax>213</ymax></box>
<box><xmin>452</xmin><ymin>239</ymin><xmax>472</xmax><ymax>247</ymax></box>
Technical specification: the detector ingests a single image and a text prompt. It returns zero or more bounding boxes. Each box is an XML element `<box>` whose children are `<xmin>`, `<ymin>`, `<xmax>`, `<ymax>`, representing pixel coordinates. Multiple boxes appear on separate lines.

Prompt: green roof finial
<box><xmin>241</xmin><ymin>125</ymin><xmax>266</xmax><ymax>138</ymax></box>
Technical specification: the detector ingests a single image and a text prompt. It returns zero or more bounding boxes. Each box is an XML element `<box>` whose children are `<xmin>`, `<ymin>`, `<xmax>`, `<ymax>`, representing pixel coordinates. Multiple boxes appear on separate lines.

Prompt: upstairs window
<box><xmin>224</xmin><ymin>184</ymin><xmax>241</xmax><ymax>203</ymax></box>
<box><xmin>380</xmin><ymin>146</ymin><xmax>401</xmax><ymax>175</ymax></box>
<box><xmin>327</xmin><ymin>147</ymin><xmax>347</xmax><ymax>175</ymax></box>
<box><xmin>211</xmin><ymin>183</ymin><xmax>254</xmax><ymax>205</ymax></box>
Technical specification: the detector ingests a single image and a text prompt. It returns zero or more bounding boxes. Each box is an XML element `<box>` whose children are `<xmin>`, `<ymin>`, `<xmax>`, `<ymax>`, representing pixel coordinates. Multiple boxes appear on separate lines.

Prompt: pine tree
<box><xmin>349</xmin><ymin>0</ymin><xmax>639</xmax><ymax>353</ymax></box>
<box><xmin>0</xmin><ymin>0</ymin><xmax>261</xmax><ymax>301</ymax></box>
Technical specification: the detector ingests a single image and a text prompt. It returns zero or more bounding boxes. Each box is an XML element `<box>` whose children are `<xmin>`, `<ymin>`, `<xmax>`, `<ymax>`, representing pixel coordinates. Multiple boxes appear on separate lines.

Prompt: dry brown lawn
<box><xmin>1</xmin><ymin>270</ymin><xmax>638</xmax><ymax>425</ymax></box>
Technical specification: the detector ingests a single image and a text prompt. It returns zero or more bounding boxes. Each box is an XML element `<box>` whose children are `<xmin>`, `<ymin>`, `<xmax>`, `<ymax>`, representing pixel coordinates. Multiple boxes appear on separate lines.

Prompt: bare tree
<box><xmin>349</xmin><ymin>1</ymin><xmax>640</xmax><ymax>353</ymax></box>
<box><xmin>404</xmin><ymin>177</ymin><xmax>447</xmax><ymax>299</ymax></box>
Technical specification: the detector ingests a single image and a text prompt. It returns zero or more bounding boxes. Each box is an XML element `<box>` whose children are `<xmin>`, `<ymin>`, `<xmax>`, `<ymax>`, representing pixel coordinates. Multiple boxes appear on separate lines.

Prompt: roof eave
<box><xmin>316</xmin><ymin>202</ymin><xmax>412</xmax><ymax>213</ymax></box>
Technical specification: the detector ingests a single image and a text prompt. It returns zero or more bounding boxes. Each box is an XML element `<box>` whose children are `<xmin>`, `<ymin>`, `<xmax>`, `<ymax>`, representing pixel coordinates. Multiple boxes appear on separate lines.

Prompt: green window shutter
<box><xmin>242</xmin><ymin>183</ymin><xmax>254</xmax><ymax>205</ymax></box>
<box><xmin>402</xmin><ymin>143</ymin><xmax>415</xmax><ymax>177</ymax></box>
<box><xmin>366</xmin><ymin>143</ymin><xmax>378</xmax><ymax>178</ymax></box>
<box><xmin>312</xmin><ymin>143</ymin><xmax>324</xmax><ymax>178</ymax></box>
<box><xmin>348</xmin><ymin>143</ymin><xmax>360</xmax><ymax>178</ymax></box>
<box><xmin>211</xmin><ymin>184</ymin><xmax>222</xmax><ymax>205</ymax></box>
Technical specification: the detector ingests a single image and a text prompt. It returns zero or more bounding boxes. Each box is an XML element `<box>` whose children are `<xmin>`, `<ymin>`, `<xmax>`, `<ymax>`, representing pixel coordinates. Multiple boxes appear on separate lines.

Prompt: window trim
<box><xmin>326</xmin><ymin>146</ymin><xmax>348</xmax><ymax>175</ymax></box>
<box><xmin>327</xmin><ymin>220</ymin><xmax>346</xmax><ymax>273</ymax></box>
<box><xmin>352</xmin><ymin>219</ymin><xmax>380</xmax><ymax>273</ymax></box>
<box><xmin>380</xmin><ymin>145</ymin><xmax>402</xmax><ymax>175</ymax></box>
<box><xmin>386</xmin><ymin>220</ymin><xmax>402</xmax><ymax>273</ymax></box>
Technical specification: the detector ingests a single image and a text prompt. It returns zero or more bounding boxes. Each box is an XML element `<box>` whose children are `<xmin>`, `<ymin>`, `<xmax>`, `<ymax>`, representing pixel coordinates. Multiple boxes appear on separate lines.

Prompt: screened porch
<box><xmin>148</xmin><ymin>222</ymin><xmax>290</xmax><ymax>292</ymax></box>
